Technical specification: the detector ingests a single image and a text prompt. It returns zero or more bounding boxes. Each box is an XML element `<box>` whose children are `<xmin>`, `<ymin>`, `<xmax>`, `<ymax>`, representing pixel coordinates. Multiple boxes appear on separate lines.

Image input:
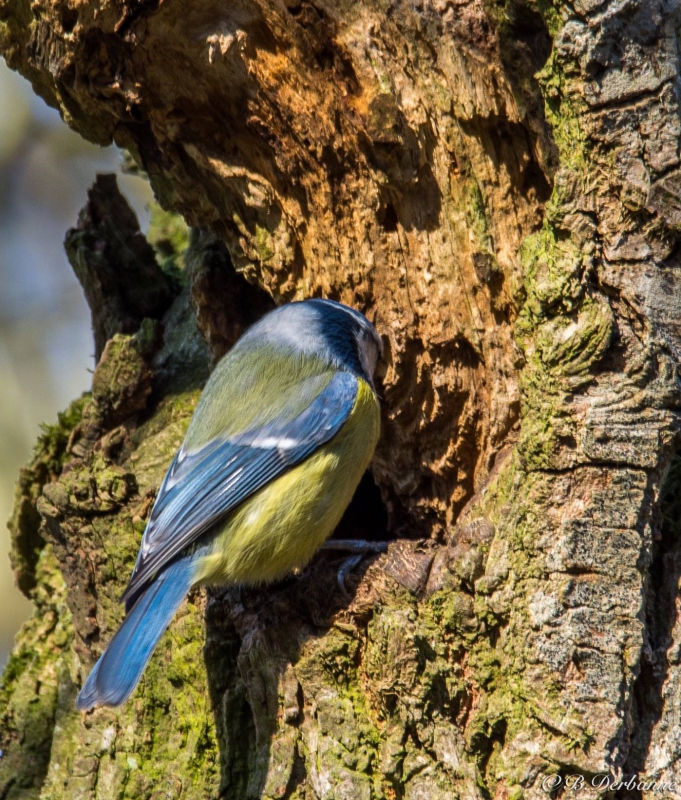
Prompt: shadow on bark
<box><xmin>621</xmin><ymin>450</ymin><xmax>681</xmax><ymax>798</ymax></box>
<box><xmin>203</xmin><ymin>468</ymin><xmax>392</xmax><ymax>798</ymax></box>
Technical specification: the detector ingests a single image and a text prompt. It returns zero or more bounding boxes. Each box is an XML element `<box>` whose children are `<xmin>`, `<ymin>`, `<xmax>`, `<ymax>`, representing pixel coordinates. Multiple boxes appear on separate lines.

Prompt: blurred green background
<box><xmin>0</xmin><ymin>57</ymin><xmax>153</xmax><ymax>666</ymax></box>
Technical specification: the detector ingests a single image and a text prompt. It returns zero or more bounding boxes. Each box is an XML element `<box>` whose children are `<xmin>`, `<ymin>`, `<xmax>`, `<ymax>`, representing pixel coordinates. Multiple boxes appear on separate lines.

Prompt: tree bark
<box><xmin>2</xmin><ymin>0</ymin><xmax>681</xmax><ymax>797</ymax></box>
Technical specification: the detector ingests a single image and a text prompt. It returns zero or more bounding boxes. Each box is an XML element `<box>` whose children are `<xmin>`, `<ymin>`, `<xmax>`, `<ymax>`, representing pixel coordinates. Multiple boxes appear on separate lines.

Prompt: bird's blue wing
<box><xmin>121</xmin><ymin>370</ymin><xmax>358</xmax><ymax>608</ymax></box>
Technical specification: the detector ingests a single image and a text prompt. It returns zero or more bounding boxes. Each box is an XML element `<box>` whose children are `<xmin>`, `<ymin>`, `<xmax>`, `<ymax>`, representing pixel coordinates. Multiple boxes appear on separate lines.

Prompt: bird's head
<box><xmin>242</xmin><ymin>298</ymin><xmax>383</xmax><ymax>387</ymax></box>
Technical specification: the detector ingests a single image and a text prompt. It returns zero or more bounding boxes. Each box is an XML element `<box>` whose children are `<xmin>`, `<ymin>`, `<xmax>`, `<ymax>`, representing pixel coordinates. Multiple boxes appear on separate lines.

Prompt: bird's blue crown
<box><xmin>239</xmin><ymin>298</ymin><xmax>381</xmax><ymax>381</ymax></box>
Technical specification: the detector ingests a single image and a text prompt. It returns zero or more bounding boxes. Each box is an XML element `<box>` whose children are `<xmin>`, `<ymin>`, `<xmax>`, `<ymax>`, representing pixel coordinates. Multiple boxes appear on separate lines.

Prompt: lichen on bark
<box><xmin>2</xmin><ymin>0</ymin><xmax>681</xmax><ymax>797</ymax></box>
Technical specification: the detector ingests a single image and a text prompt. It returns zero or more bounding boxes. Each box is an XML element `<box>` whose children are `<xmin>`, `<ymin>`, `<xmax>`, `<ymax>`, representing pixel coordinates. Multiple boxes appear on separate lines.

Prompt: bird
<box><xmin>76</xmin><ymin>298</ymin><xmax>383</xmax><ymax>710</ymax></box>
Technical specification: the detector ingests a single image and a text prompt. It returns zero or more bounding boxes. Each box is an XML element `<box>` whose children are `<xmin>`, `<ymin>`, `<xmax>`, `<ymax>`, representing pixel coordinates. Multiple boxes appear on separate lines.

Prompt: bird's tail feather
<box><xmin>76</xmin><ymin>555</ymin><xmax>195</xmax><ymax>711</ymax></box>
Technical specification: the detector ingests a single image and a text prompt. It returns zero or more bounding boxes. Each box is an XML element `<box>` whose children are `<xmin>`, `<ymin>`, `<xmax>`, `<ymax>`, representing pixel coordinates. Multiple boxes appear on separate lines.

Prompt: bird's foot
<box><xmin>320</xmin><ymin>540</ymin><xmax>388</xmax><ymax>595</ymax></box>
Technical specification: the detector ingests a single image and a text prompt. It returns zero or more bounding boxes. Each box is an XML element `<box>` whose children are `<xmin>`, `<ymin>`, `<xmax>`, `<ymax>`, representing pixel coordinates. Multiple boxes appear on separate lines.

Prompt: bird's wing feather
<box><xmin>121</xmin><ymin>370</ymin><xmax>358</xmax><ymax>608</ymax></box>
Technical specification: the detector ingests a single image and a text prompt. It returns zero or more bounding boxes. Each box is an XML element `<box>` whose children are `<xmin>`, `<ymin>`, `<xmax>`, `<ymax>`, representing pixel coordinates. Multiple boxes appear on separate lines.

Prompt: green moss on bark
<box><xmin>0</xmin><ymin>547</ymin><xmax>73</xmax><ymax>800</ymax></box>
<box><xmin>8</xmin><ymin>396</ymin><xmax>87</xmax><ymax>597</ymax></box>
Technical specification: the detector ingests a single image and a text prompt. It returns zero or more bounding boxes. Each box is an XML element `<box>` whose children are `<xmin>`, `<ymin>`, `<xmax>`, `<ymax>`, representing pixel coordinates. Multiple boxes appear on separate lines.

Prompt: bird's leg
<box><xmin>320</xmin><ymin>539</ymin><xmax>388</xmax><ymax>555</ymax></box>
<box><xmin>319</xmin><ymin>539</ymin><xmax>388</xmax><ymax>595</ymax></box>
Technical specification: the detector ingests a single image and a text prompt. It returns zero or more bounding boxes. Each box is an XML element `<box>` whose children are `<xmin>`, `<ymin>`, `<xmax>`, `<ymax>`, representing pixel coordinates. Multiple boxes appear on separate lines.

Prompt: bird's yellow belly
<box><xmin>193</xmin><ymin>379</ymin><xmax>380</xmax><ymax>587</ymax></box>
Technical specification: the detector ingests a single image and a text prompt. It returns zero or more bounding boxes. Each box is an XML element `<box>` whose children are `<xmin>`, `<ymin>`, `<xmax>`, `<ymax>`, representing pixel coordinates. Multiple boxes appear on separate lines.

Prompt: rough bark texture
<box><xmin>2</xmin><ymin>0</ymin><xmax>681</xmax><ymax>798</ymax></box>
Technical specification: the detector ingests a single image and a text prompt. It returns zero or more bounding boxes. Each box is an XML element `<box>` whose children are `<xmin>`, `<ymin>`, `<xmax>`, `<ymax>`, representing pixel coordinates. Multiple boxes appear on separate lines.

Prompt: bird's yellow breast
<box><xmin>193</xmin><ymin>377</ymin><xmax>380</xmax><ymax>587</ymax></box>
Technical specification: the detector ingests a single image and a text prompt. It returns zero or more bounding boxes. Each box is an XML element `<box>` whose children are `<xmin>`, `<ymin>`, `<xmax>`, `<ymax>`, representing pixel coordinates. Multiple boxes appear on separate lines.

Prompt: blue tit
<box><xmin>76</xmin><ymin>299</ymin><xmax>382</xmax><ymax>710</ymax></box>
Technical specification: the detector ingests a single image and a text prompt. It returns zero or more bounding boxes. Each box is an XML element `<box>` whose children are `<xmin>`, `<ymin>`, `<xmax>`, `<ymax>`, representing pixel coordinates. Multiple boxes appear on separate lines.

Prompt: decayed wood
<box><xmin>2</xmin><ymin>0</ymin><xmax>554</xmax><ymax>535</ymax></box>
<box><xmin>2</xmin><ymin>0</ymin><xmax>681</xmax><ymax>798</ymax></box>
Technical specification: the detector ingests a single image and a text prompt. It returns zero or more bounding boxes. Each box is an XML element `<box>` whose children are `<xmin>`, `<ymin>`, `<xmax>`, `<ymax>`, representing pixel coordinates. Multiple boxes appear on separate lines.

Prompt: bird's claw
<box><xmin>337</xmin><ymin>554</ymin><xmax>364</xmax><ymax>596</ymax></box>
<box><xmin>320</xmin><ymin>539</ymin><xmax>389</xmax><ymax>596</ymax></box>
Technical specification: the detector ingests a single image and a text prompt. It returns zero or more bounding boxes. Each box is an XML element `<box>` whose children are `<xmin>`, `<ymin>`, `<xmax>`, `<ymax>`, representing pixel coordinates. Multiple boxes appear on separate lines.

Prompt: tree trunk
<box><xmin>2</xmin><ymin>0</ymin><xmax>681</xmax><ymax>797</ymax></box>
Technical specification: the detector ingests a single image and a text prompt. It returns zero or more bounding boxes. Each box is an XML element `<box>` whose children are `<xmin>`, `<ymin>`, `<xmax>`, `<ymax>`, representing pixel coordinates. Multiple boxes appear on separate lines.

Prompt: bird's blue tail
<box><xmin>76</xmin><ymin>555</ymin><xmax>195</xmax><ymax>710</ymax></box>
